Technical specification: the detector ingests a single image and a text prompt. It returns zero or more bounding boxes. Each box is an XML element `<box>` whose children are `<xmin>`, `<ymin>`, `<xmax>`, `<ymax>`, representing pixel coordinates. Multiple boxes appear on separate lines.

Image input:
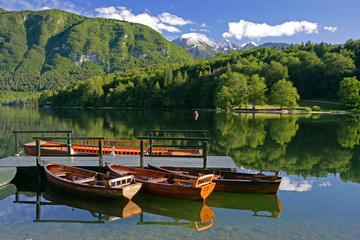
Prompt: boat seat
<box><xmin>108</xmin><ymin>175</ymin><xmax>134</xmax><ymax>188</ymax></box>
<box><xmin>74</xmin><ymin>177</ymin><xmax>96</xmax><ymax>183</ymax></box>
<box><xmin>198</xmin><ymin>173</ymin><xmax>221</xmax><ymax>179</ymax></box>
<box><xmin>173</xmin><ymin>178</ymin><xmax>197</xmax><ymax>187</ymax></box>
<box><xmin>147</xmin><ymin>177</ymin><xmax>168</xmax><ymax>183</ymax></box>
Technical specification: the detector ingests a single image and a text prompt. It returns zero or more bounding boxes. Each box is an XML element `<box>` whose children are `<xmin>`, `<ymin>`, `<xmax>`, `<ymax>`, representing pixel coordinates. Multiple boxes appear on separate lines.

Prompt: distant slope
<box><xmin>0</xmin><ymin>9</ymin><xmax>193</xmax><ymax>91</ymax></box>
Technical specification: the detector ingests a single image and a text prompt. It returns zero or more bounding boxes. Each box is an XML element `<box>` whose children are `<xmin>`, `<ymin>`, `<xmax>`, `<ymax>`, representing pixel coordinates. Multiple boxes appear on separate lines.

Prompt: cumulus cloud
<box><xmin>95</xmin><ymin>6</ymin><xmax>193</xmax><ymax>33</ymax></box>
<box><xmin>222</xmin><ymin>20</ymin><xmax>319</xmax><ymax>40</ymax></box>
<box><xmin>158</xmin><ymin>12</ymin><xmax>192</xmax><ymax>26</ymax></box>
<box><xmin>2</xmin><ymin>0</ymin><xmax>83</xmax><ymax>15</ymax></box>
<box><xmin>324</xmin><ymin>26</ymin><xmax>338</xmax><ymax>33</ymax></box>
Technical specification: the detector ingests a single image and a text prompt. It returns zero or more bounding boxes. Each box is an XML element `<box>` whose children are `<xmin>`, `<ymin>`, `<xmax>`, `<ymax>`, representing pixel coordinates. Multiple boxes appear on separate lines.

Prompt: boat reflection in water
<box><xmin>42</xmin><ymin>184</ymin><xmax>142</xmax><ymax>221</ymax></box>
<box><xmin>206</xmin><ymin>192</ymin><xmax>283</xmax><ymax>219</ymax></box>
<box><xmin>134</xmin><ymin>193</ymin><xmax>215</xmax><ymax>231</ymax></box>
<box><xmin>10</xmin><ymin>179</ymin><xmax>282</xmax><ymax>230</ymax></box>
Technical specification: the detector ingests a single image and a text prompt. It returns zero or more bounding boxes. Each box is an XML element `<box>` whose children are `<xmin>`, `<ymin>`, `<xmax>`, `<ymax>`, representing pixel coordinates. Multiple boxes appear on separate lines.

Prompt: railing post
<box><xmin>36</xmin><ymin>139</ymin><xmax>41</xmax><ymax>167</ymax></box>
<box><xmin>67</xmin><ymin>132</ymin><xmax>72</xmax><ymax>155</ymax></box>
<box><xmin>140</xmin><ymin>140</ymin><xmax>144</xmax><ymax>168</ymax></box>
<box><xmin>203</xmin><ymin>140</ymin><xmax>207</xmax><ymax>170</ymax></box>
<box><xmin>99</xmin><ymin>140</ymin><xmax>103</xmax><ymax>168</ymax></box>
<box><xmin>14</xmin><ymin>132</ymin><xmax>19</xmax><ymax>155</ymax></box>
<box><xmin>149</xmin><ymin>132</ymin><xmax>153</xmax><ymax>154</ymax></box>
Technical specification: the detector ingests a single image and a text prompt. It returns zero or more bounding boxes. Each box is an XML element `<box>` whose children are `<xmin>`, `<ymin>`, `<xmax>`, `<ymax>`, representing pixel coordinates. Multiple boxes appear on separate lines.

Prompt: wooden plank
<box><xmin>0</xmin><ymin>155</ymin><xmax>237</xmax><ymax>170</ymax></box>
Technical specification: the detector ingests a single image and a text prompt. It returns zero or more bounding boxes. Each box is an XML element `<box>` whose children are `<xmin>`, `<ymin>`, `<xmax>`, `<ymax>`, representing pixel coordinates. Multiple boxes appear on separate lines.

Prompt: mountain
<box><xmin>0</xmin><ymin>9</ymin><xmax>193</xmax><ymax>92</ymax></box>
<box><xmin>172</xmin><ymin>33</ymin><xmax>220</xmax><ymax>58</ymax></box>
<box><xmin>241</xmin><ymin>41</ymin><xmax>258</xmax><ymax>50</ymax></box>
<box><xmin>217</xmin><ymin>39</ymin><xmax>241</xmax><ymax>52</ymax></box>
<box><xmin>173</xmin><ymin>33</ymin><xmax>289</xmax><ymax>58</ymax></box>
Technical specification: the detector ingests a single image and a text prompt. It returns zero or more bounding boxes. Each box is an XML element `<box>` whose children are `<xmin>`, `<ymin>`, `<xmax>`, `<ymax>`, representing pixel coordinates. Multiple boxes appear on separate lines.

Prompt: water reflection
<box><xmin>3</xmin><ymin>177</ymin><xmax>286</xmax><ymax>233</ymax></box>
<box><xmin>2</xmin><ymin>107</ymin><xmax>360</xmax><ymax>181</ymax></box>
<box><xmin>43</xmin><ymin>185</ymin><xmax>142</xmax><ymax>221</ymax></box>
<box><xmin>206</xmin><ymin>192</ymin><xmax>283</xmax><ymax>219</ymax></box>
<box><xmin>279</xmin><ymin>177</ymin><xmax>313</xmax><ymax>192</ymax></box>
<box><xmin>134</xmin><ymin>193</ymin><xmax>215</xmax><ymax>231</ymax></box>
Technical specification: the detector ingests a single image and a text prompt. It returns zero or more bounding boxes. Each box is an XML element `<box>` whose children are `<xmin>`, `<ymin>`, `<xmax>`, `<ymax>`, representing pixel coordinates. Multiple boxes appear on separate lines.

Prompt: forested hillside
<box><xmin>42</xmin><ymin>40</ymin><xmax>360</xmax><ymax>109</ymax></box>
<box><xmin>0</xmin><ymin>9</ymin><xmax>193</xmax><ymax>92</ymax></box>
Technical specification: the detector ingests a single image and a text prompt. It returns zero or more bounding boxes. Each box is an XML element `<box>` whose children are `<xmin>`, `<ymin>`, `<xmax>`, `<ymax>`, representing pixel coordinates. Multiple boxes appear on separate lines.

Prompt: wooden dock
<box><xmin>0</xmin><ymin>155</ymin><xmax>237</xmax><ymax>170</ymax></box>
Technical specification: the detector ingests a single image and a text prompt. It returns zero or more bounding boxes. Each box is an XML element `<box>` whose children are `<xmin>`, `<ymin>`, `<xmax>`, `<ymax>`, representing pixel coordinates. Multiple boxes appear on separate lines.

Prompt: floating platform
<box><xmin>0</xmin><ymin>155</ymin><xmax>237</xmax><ymax>171</ymax></box>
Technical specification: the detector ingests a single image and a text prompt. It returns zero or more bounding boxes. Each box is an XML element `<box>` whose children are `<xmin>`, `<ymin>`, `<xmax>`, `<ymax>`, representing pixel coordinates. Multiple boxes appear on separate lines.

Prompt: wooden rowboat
<box><xmin>24</xmin><ymin>139</ymin><xmax>202</xmax><ymax>156</ymax></box>
<box><xmin>106</xmin><ymin>164</ymin><xmax>216</xmax><ymax>201</ymax></box>
<box><xmin>44</xmin><ymin>163</ymin><xmax>142</xmax><ymax>200</ymax></box>
<box><xmin>148</xmin><ymin>164</ymin><xmax>282</xmax><ymax>194</ymax></box>
<box><xmin>0</xmin><ymin>167</ymin><xmax>17</xmax><ymax>187</ymax></box>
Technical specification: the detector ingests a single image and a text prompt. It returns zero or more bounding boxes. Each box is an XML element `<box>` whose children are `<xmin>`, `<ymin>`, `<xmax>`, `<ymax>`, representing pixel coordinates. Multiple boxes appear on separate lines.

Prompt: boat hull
<box><xmin>106</xmin><ymin>164</ymin><xmax>215</xmax><ymax>201</ymax></box>
<box><xmin>24</xmin><ymin>140</ymin><xmax>202</xmax><ymax>156</ymax></box>
<box><xmin>0</xmin><ymin>167</ymin><xmax>17</xmax><ymax>187</ymax></box>
<box><xmin>148</xmin><ymin>165</ymin><xmax>281</xmax><ymax>194</ymax></box>
<box><xmin>44</xmin><ymin>163</ymin><xmax>142</xmax><ymax>200</ymax></box>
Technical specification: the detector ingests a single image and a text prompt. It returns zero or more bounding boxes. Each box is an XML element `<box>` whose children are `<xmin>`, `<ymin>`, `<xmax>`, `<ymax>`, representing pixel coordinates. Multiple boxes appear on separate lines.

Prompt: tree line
<box><xmin>39</xmin><ymin>39</ymin><xmax>360</xmax><ymax>109</ymax></box>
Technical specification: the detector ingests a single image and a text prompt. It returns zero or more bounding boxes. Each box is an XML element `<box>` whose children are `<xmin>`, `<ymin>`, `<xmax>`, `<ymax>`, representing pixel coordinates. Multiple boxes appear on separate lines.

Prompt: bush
<box><xmin>311</xmin><ymin>105</ymin><xmax>321</xmax><ymax>111</ymax></box>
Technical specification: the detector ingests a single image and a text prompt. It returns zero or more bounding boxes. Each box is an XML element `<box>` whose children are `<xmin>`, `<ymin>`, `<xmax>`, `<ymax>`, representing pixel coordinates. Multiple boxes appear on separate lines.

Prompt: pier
<box><xmin>0</xmin><ymin>155</ymin><xmax>236</xmax><ymax>170</ymax></box>
<box><xmin>1</xmin><ymin>129</ymin><xmax>237</xmax><ymax>178</ymax></box>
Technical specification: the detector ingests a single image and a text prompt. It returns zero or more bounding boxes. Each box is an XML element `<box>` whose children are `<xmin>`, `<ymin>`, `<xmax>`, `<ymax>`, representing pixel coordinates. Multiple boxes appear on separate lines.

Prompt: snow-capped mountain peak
<box><xmin>179</xmin><ymin>33</ymin><xmax>218</xmax><ymax>49</ymax></box>
<box><xmin>241</xmin><ymin>41</ymin><xmax>258</xmax><ymax>49</ymax></box>
<box><xmin>218</xmin><ymin>39</ymin><xmax>241</xmax><ymax>52</ymax></box>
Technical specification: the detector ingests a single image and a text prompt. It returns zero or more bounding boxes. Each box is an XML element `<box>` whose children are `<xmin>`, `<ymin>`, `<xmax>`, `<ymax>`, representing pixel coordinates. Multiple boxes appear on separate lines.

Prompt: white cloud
<box><xmin>222</xmin><ymin>20</ymin><xmax>319</xmax><ymax>40</ymax></box>
<box><xmin>95</xmin><ymin>6</ymin><xmax>191</xmax><ymax>33</ymax></box>
<box><xmin>318</xmin><ymin>181</ymin><xmax>332</xmax><ymax>187</ymax></box>
<box><xmin>199</xmin><ymin>28</ymin><xmax>210</xmax><ymax>33</ymax></box>
<box><xmin>158</xmin><ymin>12</ymin><xmax>192</xmax><ymax>26</ymax></box>
<box><xmin>2</xmin><ymin>0</ymin><xmax>83</xmax><ymax>15</ymax></box>
<box><xmin>279</xmin><ymin>177</ymin><xmax>313</xmax><ymax>192</ymax></box>
<box><xmin>324</xmin><ymin>26</ymin><xmax>338</xmax><ymax>33</ymax></box>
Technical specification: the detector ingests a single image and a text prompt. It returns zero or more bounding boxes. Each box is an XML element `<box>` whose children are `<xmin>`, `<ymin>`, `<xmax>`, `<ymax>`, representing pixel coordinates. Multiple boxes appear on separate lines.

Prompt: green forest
<box><xmin>0</xmin><ymin>9</ymin><xmax>192</xmax><ymax>95</ymax></box>
<box><xmin>41</xmin><ymin>39</ymin><xmax>360</xmax><ymax>109</ymax></box>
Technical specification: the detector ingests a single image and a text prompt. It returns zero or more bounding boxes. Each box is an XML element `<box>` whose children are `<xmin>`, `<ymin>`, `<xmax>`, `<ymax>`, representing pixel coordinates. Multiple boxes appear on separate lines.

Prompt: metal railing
<box><xmin>146</xmin><ymin>130</ymin><xmax>208</xmax><ymax>156</ymax></box>
<box><xmin>13</xmin><ymin>130</ymin><xmax>72</xmax><ymax>155</ymax></box>
<box><xmin>138</xmin><ymin>131</ymin><xmax>210</xmax><ymax>169</ymax></box>
<box><xmin>32</xmin><ymin>136</ymin><xmax>105</xmax><ymax>167</ymax></box>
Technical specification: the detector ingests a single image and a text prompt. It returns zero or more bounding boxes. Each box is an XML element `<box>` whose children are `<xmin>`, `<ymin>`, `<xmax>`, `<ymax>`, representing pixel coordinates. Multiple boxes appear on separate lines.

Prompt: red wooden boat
<box><xmin>148</xmin><ymin>164</ymin><xmax>282</xmax><ymax>194</ymax></box>
<box><xmin>44</xmin><ymin>163</ymin><xmax>142</xmax><ymax>200</ymax></box>
<box><xmin>24</xmin><ymin>139</ymin><xmax>202</xmax><ymax>156</ymax></box>
<box><xmin>106</xmin><ymin>164</ymin><xmax>216</xmax><ymax>201</ymax></box>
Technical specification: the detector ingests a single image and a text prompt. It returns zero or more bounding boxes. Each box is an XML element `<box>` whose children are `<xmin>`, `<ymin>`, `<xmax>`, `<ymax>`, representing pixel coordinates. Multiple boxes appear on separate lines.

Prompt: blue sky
<box><xmin>1</xmin><ymin>0</ymin><xmax>359</xmax><ymax>45</ymax></box>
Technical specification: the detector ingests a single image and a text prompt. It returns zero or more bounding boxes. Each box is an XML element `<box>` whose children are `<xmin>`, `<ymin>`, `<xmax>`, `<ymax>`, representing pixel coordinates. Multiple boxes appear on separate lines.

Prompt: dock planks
<box><xmin>0</xmin><ymin>155</ymin><xmax>237</xmax><ymax>171</ymax></box>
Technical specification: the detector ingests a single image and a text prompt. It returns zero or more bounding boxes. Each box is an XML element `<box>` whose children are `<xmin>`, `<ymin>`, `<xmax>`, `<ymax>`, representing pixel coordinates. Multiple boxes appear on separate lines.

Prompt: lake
<box><xmin>1</xmin><ymin>106</ymin><xmax>360</xmax><ymax>240</ymax></box>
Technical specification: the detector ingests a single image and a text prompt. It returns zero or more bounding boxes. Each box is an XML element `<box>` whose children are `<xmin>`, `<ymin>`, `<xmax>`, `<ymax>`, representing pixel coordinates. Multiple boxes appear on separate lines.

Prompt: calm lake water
<box><xmin>1</xmin><ymin>106</ymin><xmax>360</xmax><ymax>240</ymax></box>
